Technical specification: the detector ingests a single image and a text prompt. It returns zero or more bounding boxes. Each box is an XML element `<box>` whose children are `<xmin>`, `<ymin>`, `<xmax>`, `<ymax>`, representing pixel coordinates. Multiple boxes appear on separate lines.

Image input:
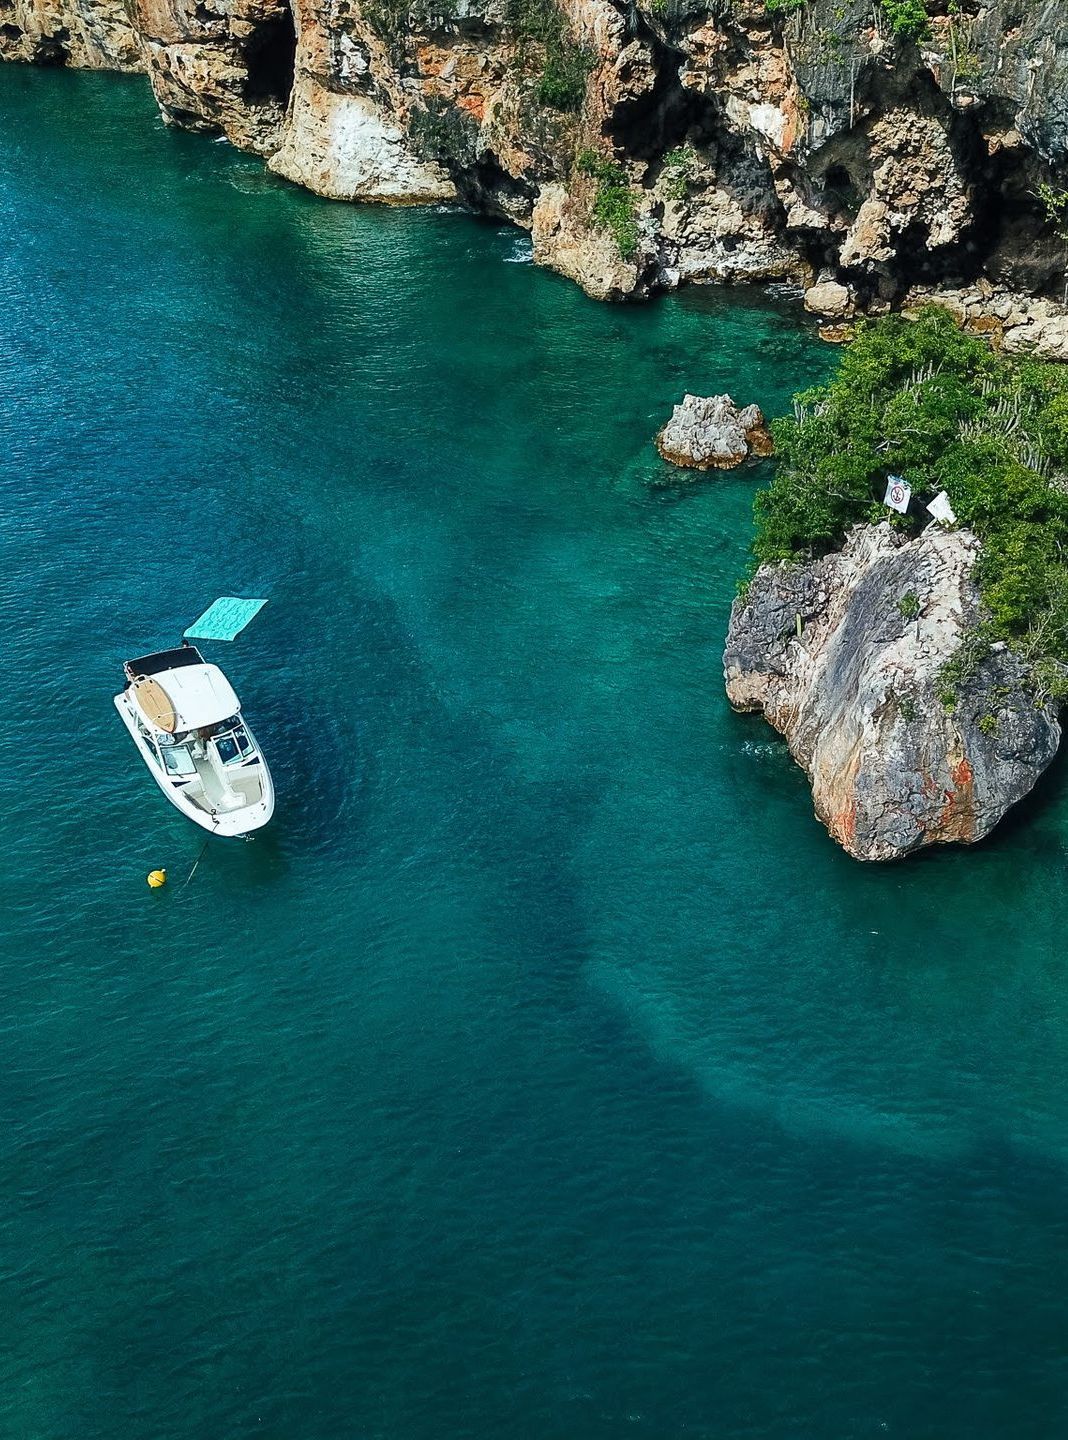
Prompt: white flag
<box><xmin>884</xmin><ymin>475</ymin><xmax>911</xmax><ymax>514</ymax></box>
<box><xmin>926</xmin><ymin>490</ymin><xmax>957</xmax><ymax>525</ymax></box>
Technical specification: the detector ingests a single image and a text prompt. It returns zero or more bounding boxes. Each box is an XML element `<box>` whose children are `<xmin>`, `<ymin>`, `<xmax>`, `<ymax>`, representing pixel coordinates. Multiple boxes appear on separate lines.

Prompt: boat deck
<box><xmin>188</xmin><ymin>755</ymin><xmax>265</xmax><ymax>815</ymax></box>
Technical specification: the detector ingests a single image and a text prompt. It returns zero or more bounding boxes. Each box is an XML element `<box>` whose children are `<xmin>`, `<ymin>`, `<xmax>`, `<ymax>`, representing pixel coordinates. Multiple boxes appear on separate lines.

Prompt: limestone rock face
<box><xmin>724</xmin><ymin>523</ymin><xmax>1061</xmax><ymax>861</ymax></box>
<box><xmin>903</xmin><ymin>285</ymin><xmax>1068</xmax><ymax>362</ymax></box>
<box><xmin>0</xmin><ymin>0</ymin><xmax>140</xmax><ymax>67</ymax></box>
<box><xmin>804</xmin><ymin>280</ymin><xmax>854</xmax><ymax>318</ymax></box>
<box><xmin>268</xmin><ymin>82</ymin><xmax>456</xmax><ymax>203</ymax></box>
<box><xmin>837</xmin><ymin>109</ymin><xmax>973</xmax><ymax>269</ymax></box>
<box><xmin>531</xmin><ymin>183</ymin><xmax>649</xmax><ymax>302</ymax></box>
<box><xmin>657</xmin><ymin>394</ymin><xmax>773</xmax><ymax>471</ymax></box>
<box><xmin>9</xmin><ymin>0</ymin><xmax>1068</xmax><ymax>331</ymax></box>
<box><xmin>128</xmin><ymin>0</ymin><xmax>301</xmax><ymax>155</ymax></box>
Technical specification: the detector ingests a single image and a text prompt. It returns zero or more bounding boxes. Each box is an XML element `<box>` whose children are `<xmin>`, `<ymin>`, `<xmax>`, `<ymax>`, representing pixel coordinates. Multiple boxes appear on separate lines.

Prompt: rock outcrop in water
<box><xmin>8</xmin><ymin>0</ymin><xmax>1068</xmax><ymax>341</ymax></box>
<box><xmin>723</xmin><ymin>523</ymin><xmax>1061</xmax><ymax>861</ymax></box>
<box><xmin>656</xmin><ymin>393</ymin><xmax>772</xmax><ymax>470</ymax></box>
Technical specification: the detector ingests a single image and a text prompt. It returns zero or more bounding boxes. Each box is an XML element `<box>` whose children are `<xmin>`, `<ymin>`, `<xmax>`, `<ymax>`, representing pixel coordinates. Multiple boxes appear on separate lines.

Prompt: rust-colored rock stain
<box><xmin>936</xmin><ymin>753</ymin><xmax>977</xmax><ymax>842</ymax></box>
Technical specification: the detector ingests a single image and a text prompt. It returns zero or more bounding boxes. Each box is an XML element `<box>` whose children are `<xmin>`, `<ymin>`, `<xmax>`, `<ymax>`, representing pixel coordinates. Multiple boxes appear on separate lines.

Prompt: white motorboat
<box><xmin>114</xmin><ymin>599</ymin><xmax>274</xmax><ymax>836</ymax></box>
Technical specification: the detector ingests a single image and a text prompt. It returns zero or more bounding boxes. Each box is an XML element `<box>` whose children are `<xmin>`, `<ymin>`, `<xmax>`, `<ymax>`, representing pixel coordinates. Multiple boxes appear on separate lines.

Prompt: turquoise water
<box><xmin>2</xmin><ymin>63</ymin><xmax>1067</xmax><ymax>1440</ymax></box>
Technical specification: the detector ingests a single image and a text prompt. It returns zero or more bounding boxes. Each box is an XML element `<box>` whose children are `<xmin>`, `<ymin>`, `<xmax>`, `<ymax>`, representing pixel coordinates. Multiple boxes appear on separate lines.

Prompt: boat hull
<box><xmin>114</xmin><ymin>691</ymin><xmax>274</xmax><ymax>836</ymax></box>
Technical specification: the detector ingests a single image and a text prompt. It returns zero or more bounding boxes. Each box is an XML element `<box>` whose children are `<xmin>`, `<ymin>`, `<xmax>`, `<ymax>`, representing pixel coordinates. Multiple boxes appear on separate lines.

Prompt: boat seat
<box><xmin>132</xmin><ymin>675</ymin><xmax>177</xmax><ymax>733</ymax></box>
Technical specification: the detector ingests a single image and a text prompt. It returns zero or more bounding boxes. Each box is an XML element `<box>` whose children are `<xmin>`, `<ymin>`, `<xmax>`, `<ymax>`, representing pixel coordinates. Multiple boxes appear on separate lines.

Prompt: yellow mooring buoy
<box><xmin>147</xmin><ymin>868</ymin><xmax>167</xmax><ymax>889</ymax></box>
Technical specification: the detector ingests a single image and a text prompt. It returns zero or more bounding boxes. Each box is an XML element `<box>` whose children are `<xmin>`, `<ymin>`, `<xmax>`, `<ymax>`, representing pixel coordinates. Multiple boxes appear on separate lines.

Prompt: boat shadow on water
<box><xmin>247</xmin><ymin>688</ymin><xmax>368</xmax><ymax>859</ymax></box>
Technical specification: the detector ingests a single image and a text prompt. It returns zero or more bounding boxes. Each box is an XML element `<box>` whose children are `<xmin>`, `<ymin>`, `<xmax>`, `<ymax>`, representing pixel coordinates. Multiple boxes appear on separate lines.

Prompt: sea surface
<box><xmin>1</xmin><ymin>65</ymin><xmax>1066</xmax><ymax>1440</ymax></box>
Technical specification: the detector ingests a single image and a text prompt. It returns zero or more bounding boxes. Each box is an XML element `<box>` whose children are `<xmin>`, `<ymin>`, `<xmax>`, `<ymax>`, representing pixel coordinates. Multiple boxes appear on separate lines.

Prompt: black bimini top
<box><xmin>125</xmin><ymin>644</ymin><xmax>205</xmax><ymax>678</ymax></box>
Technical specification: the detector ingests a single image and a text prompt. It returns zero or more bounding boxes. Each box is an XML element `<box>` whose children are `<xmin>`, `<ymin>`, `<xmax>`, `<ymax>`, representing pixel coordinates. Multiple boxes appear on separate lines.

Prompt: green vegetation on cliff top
<box><xmin>754</xmin><ymin>308</ymin><xmax>1068</xmax><ymax>689</ymax></box>
<box><xmin>761</xmin><ymin>0</ymin><xmax>931</xmax><ymax>41</ymax></box>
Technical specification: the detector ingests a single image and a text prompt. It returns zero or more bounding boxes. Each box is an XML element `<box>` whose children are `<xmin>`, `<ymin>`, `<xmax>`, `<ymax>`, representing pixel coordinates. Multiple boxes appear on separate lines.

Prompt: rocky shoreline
<box><xmin>6</xmin><ymin>0</ymin><xmax>1068</xmax><ymax>348</ymax></box>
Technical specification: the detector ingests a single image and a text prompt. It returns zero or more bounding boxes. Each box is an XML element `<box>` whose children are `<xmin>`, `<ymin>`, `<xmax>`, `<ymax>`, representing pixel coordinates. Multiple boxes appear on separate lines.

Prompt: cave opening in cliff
<box><xmin>959</xmin><ymin>107</ymin><xmax>1068</xmax><ymax>301</ymax></box>
<box><xmin>606</xmin><ymin>27</ymin><xmax>703</xmax><ymax>161</ymax></box>
<box><xmin>242</xmin><ymin>6</ymin><xmax>296</xmax><ymax>107</ymax></box>
<box><xmin>29</xmin><ymin>26</ymin><xmax>69</xmax><ymax>66</ymax></box>
<box><xmin>453</xmin><ymin>157</ymin><xmax>535</xmax><ymax>223</ymax></box>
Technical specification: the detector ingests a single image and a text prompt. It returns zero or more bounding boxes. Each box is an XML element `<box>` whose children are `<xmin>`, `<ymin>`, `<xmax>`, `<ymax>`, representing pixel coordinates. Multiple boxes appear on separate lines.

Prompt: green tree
<box><xmin>879</xmin><ymin>0</ymin><xmax>930</xmax><ymax>41</ymax></box>
<box><xmin>751</xmin><ymin>308</ymin><xmax>1068</xmax><ymax>680</ymax></box>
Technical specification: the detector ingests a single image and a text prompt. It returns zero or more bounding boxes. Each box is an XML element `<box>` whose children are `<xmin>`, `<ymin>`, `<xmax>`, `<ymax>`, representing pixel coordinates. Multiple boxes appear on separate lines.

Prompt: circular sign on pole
<box><xmin>890</xmin><ymin>483</ymin><xmax>907</xmax><ymax>508</ymax></box>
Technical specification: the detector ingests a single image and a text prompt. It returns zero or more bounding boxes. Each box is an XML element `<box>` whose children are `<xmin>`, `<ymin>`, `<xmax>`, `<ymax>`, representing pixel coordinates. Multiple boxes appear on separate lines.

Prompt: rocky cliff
<box><xmin>723</xmin><ymin>523</ymin><xmax>1061</xmax><ymax>861</ymax></box>
<box><xmin>9</xmin><ymin>0</ymin><xmax>1068</xmax><ymax>329</ymax></box>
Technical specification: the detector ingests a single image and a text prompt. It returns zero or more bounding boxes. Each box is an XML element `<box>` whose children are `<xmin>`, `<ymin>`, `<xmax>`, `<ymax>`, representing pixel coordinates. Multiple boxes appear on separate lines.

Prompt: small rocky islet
<box><xmin>656</xmin><ymin>393</ymin><xmax>774</xmax><ymax>471</ymax></box>
<box><xmin>649</xmin><ymin>391</ymin><xmax>1066</xmax><ymax>858</ymax></box>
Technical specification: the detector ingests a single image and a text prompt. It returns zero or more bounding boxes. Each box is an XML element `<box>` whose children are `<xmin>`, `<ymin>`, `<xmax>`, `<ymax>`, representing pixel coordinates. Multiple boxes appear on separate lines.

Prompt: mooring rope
<box><xmin>181</xmin><ymin>837</ymin><xmax>211</xmax><ymax>890</ymax></box>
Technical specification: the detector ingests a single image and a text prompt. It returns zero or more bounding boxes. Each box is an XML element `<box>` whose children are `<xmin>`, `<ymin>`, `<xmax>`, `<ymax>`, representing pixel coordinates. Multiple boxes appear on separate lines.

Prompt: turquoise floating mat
<box><xmin>184</xmin><ymin>596</ymin><xmax>268</xmax><ymax>642</ymax></box>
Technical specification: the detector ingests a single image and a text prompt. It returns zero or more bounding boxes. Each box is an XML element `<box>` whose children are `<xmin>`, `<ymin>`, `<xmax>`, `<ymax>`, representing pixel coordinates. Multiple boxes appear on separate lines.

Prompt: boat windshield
<box><xmin>213</xmin><ymin>725</ymin><xmax>254</xmax><ymax>766</ymax></box>
<box><xmin>159</xmin><ymin>743</ymin><xmax>196</xmax><ymax>777</ymax></box>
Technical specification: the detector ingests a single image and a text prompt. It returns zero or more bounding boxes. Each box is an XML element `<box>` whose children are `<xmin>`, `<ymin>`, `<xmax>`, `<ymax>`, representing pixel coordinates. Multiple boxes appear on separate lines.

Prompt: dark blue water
<box><xmin>2</xmin><ymin>65</ymin><xmax>1067</xmax><ymax>1440</ymax></box>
